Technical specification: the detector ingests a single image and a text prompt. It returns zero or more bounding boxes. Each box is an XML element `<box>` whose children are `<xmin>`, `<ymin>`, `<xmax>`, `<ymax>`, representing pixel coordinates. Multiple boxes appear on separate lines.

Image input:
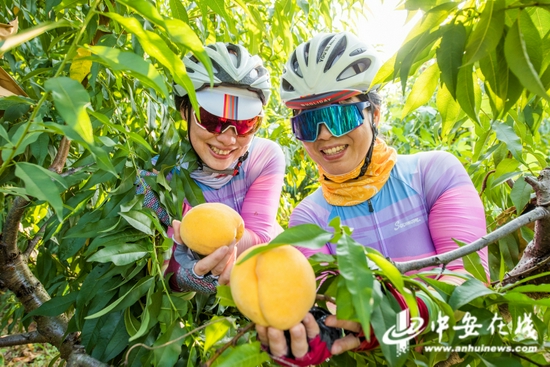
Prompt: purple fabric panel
<box><xmin>418</xmin><ymin>151</ymin><xmax>474</xmax><ymax>210</ymax></box>
<box><xmin>202</xmin><ymin>138</ymin><xmax>286</xmax><ymax>242</ymax></box>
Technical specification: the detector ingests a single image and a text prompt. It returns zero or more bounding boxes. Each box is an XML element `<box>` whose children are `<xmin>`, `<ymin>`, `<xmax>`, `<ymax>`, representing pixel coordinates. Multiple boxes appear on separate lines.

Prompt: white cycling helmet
<box><xmin>280</xmin><ymin>32</ymin><xmax>383</xmax><ymax>109</ymax></box>
<box><xmin>174</xmin><ymin>42</ymin><xmax>271</xmax><ymax>105</ymax></box>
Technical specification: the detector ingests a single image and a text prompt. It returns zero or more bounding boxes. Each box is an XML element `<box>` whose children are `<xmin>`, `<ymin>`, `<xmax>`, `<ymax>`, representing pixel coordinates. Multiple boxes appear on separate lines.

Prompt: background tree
<box><xmin>0</xmin><ymin>0</ymin><xmax>549</xmax><ymax>366</ymax></box>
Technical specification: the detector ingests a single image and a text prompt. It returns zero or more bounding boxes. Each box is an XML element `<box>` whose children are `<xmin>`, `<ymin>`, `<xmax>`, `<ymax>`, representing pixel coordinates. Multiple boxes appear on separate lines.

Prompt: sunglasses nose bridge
<box><xmin>219</xmin><ymin>124</ymin><xmax>239</xmax><ymax>135</ymax></box>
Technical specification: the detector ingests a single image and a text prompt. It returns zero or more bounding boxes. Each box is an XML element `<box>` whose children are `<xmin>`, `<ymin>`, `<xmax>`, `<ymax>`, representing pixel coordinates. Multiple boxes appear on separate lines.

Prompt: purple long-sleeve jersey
<box><xmin>289</xmin><ymin>151</ymin><xmax>489</xmax><ymax>274</ymax></box>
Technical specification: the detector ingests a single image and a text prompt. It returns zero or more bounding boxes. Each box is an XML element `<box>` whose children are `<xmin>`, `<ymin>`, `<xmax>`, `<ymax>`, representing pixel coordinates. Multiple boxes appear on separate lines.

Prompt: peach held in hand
<box><xmin>180</xmin><ymin>202</ymin><xmax>244</xmax><ymax>255</ymax></box>
<box><xmin>230</xmin><ymin>244</ymin><xmax>317</xmax><ymax>330</ymax></box>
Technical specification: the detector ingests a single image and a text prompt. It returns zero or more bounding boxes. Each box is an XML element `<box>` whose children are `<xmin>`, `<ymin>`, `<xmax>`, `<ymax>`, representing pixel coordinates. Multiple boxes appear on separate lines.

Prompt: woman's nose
<box><xmin>216</xmin><ymin>126</ymin><xmax>238</xmax><ymax>144</ymax></box>
<box><xmin>316</xmin><ymin>123</ymin><xmax>333</xmax><ymax>140</ymax></box>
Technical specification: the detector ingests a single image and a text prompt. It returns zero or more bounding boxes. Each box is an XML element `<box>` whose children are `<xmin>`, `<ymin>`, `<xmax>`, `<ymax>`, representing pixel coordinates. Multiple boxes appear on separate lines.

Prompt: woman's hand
<box><xmin>172</xmin><ymin>220</ymin><xmax>237</xmax><ymax>285</ymax></box>
<box><xmin>256</xmin><ymin>312</ymin><xmax>320</xmax><ymax>358</ymax></box>
<box><xmin>256</xmin><ymin>312</ymin><xmax>365</xmax><ymax>357</ymax></box>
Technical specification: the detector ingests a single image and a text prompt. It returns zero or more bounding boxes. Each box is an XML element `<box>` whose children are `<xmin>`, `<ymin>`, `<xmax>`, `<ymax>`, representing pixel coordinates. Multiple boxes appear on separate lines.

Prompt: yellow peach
<box><xmin>230</xmin><ymin>244</ymin><xmax>317</xmax><ymax>330</ymax></box>
<box><xmin>180</xmin><ymin>203</ymin><xmax>244</xmax><ymax>255</ymax></box>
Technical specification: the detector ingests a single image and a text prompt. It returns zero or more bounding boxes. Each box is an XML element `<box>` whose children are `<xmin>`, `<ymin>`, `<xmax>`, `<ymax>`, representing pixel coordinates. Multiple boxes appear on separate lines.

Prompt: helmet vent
<box><xmin>336</xmin><ymin>58</ymin><xmax>372</xmax><ymax>81</ymax></box>
<box><xmin>349</xmin><ymin>47</ymin><xmax>367</xmax><ymax>56</ymax></box>
<box><xmin>316</xmin><ymin>35</ymin><xmax>335</xmax><ymax>63</ymax></box>
<box><xmin>290</xmin><ymin>51</ymin><xmax>303</xmax><ymax>78</ymax></box>
<box><xmin>323</xmin><ymin>36</ymin><xmax>347</xmax><ymax>72</ymax></box>
<box><xmin>225</xmin><ymin>43</ymin><xmax>242</xmax><ymax>68</ymax></box>
<box><xmin>304</xmin><ymin>42</ymin><xmax>310</xmax><ymax>65</ymax></box>
<box><xmin>282</xmin><ymin>78</ymin><xmax>295</xmax><ymax>91</ymax></box>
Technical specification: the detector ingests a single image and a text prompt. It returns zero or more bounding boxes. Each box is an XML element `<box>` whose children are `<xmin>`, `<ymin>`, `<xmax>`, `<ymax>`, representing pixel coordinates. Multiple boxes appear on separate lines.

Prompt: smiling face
<box><xmin>184</xmin><ymin>109</ymin><xmax>254</xmax><ymax>171</ymax></box>
<box><xmin>299</xmin><ymin>97</ymin><xmax>379</xmax><ymax>176</ymax></box>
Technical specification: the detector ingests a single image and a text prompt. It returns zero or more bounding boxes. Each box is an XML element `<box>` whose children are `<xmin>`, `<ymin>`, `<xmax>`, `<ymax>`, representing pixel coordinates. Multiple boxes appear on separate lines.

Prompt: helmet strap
<box><xmin>354</xmin><ymin>113</ymin><xmax>378</xmax><ymax>180</ymax></box>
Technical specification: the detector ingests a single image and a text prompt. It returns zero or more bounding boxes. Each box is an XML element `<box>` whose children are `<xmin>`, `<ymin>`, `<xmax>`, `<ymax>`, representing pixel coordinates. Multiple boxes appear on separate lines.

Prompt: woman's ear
<box><xmin>372</xmin><ymin>107</ymin><xmax>381</xmax><ymax>126</ymax></box>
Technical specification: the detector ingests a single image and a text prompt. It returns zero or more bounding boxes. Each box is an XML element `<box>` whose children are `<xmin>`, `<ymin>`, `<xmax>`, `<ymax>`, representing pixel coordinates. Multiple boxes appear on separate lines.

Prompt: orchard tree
<box><xmin>0</xmin><ymin>0</ymin><xmax>549</xmax><ymax>366</ymax></box>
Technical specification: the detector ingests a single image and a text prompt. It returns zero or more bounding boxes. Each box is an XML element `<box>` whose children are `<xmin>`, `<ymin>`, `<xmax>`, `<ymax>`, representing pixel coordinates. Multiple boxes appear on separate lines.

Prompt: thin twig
<box><xmin>49</xmin><ymin>136</ymin><xmax>71</xmax><ymax>174</ymax></box>
<box><xmin>395</xmin><ymin>206</ymin><xmax>550</xmax><ymax>274</ymax></box>
<box><xmin>23</xmin><ymin>218</ymin><xmax>49</xmax><ymax>259</ymax></box>
<box><xmin>511</xmin><ymin>350</ymin><xmax>547</xmax><ymax>367</ymax></box>
<box><xmin>0</xmin><ymin>331</ymin><xmax>48</xmax><ymax>347</ymax></box>
<box><xmin>316</xmin><ymin>294</ymin><xmax>336</xmax><ymax>303</ymax></box>
<box><xmin>201</xmin><ymin>322</ymin><xmax>256</xmax><ymax>367</ymax></box>
<box><xmin>479</xmin><ymin>169</ymin><xmax>496</xmax><ymax>196</ymax></box>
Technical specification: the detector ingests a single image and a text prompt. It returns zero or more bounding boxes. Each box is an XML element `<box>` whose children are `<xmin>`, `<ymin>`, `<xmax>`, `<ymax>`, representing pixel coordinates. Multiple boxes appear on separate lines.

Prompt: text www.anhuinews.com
<box><xmin>423</xmin><ymin>345</ymin><xmax>538</xmax><ymax>353</ymax></box>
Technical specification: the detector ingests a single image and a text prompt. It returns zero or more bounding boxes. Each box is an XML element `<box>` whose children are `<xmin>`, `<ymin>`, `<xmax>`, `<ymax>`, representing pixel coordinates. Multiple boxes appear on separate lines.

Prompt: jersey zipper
<box><xmin>368</xmin><ymin>199</ymin><xmax>389</xmax><ymax>257</ymax></box>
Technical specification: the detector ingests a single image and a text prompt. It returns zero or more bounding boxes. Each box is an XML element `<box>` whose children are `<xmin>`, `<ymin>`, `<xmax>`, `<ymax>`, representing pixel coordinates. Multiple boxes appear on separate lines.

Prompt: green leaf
<box><xmin>85</xmin><ymin>276</ymin><xmax>153</xmax><ymax>319</ymax></box>
<box><xmin>169</xmin><ymin>0</ymin><xmax>189</xmax><ymax>22</ymax></box>
<box><xmin>269</xmin><ymin>224</ymin><xmax>333</xmax><ymax>248</ymax></box>
<box><xmin>216</xmin><ymin>285</ymin><xmax>236</xmax><ymax>307</ymax></box>
<box><xmin>179</xmin><ymin>169</ymin><xmax>206</xmax><ymax>207</ymax></box>
<box><xmin>205</xmin><ymin>316</ymin><xmax>232</xmax><ymax>352</ymax></box>
<box><xmin>44</xmin><ymin>77</ymin><xmax>94</xmax><ymax>144</ymax></box>
<box><xmin>437</xmin><ymin>23</ymin><xmax>467</xmax><ymax>98</ymax></box>
<box><xmin>463</xmin><ymin>0</ymin><xmax>505</xmax><ymax>65</ymax></box>
<box><xmin>448</xmin><ymin>278</ymin><xmax>495</xmax><ymax>310</ymax></box>
<box><xmin>15</xmin><ymin>162</ymin><xmax>66</xmax><ymax>220</ymax></box>
<box><xmin>436</xmin><ymin>83</ymin><xmax>463</xmax><ymax>138</ymax></box>
<box><xmin>336</xmin><ymin>234</ymin><xmax>374</xmax><ymax>337</ymax></box>
<box><xmin>212</xmin><ymin>341</ymin><xmax>271</xmax><ymax>367</ymax></box>
<box><xmin>87</xmin><ymin>242</ymin><xmax>150</xmax><ymax>265</ymax></box>
<box><xmin>453</xmin><ymin>239</ymin><xmax>488</xmax><ymax>282</ymax></box>
<box><xmin>508</xmin><ymin>283</ymin><xmax>550</xmax><ymax>293</ymax></box>
<box><xmin>117</xmin><ymin>0</ymin><xmax>166</xmax><ymax>28</ymax></box>
<box><xmin>105</xmin><ymin>13</ymin><xmax>200</xmax><ymax>115</ymax></box>
<box><xmin>0</xmin><ymin>20</ymin><xmax>71</xmax><ymax>54</ymax></box>
<box><xmin>475</xmin><ymin>355</ymin><xmax>523</xmax><ymax>367</ymax></box>
<box><xmin>494</xmin><ymin>120</ymin><xmax>523</xmax><ymax>162</ymax></box>
<box><xmin>89</xmin><ymin>46</ymin><xmax>169</xmax><ymax>98</ymax></box>
<box><xmin>505</xmin><ymin>18</ymin><xmax>550</xmax><ymax>101</ymax></box>
<box><xmin>492</xmin><ymin>158</ymin><xmax>520</xmax><ymax>188</ymax></box>
<box><xmin>26</xmin><ymin>292</ymin><xmax>78</xmax><ymax>318</ymax></box>
<box><xmin>153</xmin><ymin>320</ymin><xmax>189</xmax><ymax>366</ymax></box>
<box><xmin>401</xmin><ymin>63</ymin><xmax>439</xmax><ymax>119</ymax></box>
<box><xmin>119</xmin><ymin>210</ymin><xmax>155</xmax><ymax>236</ymax></box>
<box><xmin>456</xmin><ymin>64</ymin><xmax>480</xmax><ymax>123</ymax></box>
<box><xmin>510</xmin><ymin>177</ymin><xmax>534</xmax><ymax>214</ymax></box>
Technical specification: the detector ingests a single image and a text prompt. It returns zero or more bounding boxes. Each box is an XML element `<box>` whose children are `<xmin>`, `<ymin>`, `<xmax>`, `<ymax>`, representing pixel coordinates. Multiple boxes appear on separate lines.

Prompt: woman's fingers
<box><xmin>331</xmin><ymin>333</ymin><xmax>361</xmax><ymax>355</ymax></box>
<box><xmin>266</xmin><ymin>327</ymin><xmax>288</xmax><ymax>357</ymax></box>
<box><xmin>302</xmin><ymin>312</ymin><xmax>320</xmax><ymax>339</ymax></box>
<box><xmin>256</xmin><ymin>324</ymin><xmax>269</xmax><ymax>346</ymax></box>
<box><xmin>218</xmin><ymin>245</ymin><xmax>237</xmax><ymax>285</ymax></box>
<box><xmin>288</xmin><ymin>322</ymin><xmax>308</xmax><ymax>358</ymax></box>
<box><xmin>172</xmin><ymin>220</ymin><xmax>183</xmax><ymax>244</ymax></box>
<box><xmin>194</xmin><ymin>246</ymin><xmax>229</xmax><ymax>276</ymax></box>
<box><xmin>325</xmin><ymin>315</ymin><xmax>362</xmax><ymax>333</ymax></box>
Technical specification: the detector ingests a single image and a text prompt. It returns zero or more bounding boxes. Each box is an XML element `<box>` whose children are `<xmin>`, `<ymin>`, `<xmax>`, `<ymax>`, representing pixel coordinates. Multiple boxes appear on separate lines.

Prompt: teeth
<box><xmin>322</xmin><ymin>145</ymin><xmax>346</xmax><ymax>155</ymax></box>
<box><xmin>211</xmin><ymin>146</ymin><xmax>232</xmax><ymax>155</ymax></box>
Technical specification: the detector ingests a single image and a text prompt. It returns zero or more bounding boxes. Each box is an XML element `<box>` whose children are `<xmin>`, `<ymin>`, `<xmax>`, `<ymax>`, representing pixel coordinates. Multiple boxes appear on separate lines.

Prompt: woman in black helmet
<box><xmin>141</xmin><ymin>43</ymin><xmax>285</xmax><ymax>295</ymax></box>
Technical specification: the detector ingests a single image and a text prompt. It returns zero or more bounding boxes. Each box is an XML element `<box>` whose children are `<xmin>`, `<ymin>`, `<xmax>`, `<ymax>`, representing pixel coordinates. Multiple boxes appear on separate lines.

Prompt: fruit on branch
<box><xmin>180</xmin><ymin>203</ymin><xmax>244</xmax><ymax>255</ymax></box>
<box><xmin>230</xmin><ymin>244</ymin><xmax>317</xmax><ymax>330</ymax></box>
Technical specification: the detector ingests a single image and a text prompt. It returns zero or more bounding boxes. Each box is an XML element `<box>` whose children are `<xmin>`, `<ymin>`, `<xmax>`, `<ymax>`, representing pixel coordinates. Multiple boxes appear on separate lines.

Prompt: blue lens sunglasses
<box><xmin>290</xmin><ymin>101</ymin><xmax>371</xmax><ymax>142</ymax></box>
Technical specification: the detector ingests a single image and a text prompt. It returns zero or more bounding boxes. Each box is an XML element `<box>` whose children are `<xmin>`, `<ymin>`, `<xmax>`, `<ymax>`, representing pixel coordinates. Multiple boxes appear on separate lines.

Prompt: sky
<box><xmin>352</xmin><ymin>0</ymin><xmax>421</xmax><ymax>58</ymax></box>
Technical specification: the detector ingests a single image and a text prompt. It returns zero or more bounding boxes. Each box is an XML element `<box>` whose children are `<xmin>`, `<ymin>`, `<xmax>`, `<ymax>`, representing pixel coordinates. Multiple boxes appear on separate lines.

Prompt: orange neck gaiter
<box><xmin>318</xmin><ymin>138</ymin><xmax>397</xmax><ymax>206</ymax></box>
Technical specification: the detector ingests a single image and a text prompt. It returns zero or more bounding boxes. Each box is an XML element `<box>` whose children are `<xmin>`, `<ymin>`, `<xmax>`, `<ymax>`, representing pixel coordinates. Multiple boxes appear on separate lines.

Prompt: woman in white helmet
<box><xmin>139</xmin><ymin>42</ymin><xmax>285</xmax><ymax>295</ymax></box>
<box><xmin>256</xmin><ymin>32</ymin><xmax>489</xmax><ymax>365</ymax></box>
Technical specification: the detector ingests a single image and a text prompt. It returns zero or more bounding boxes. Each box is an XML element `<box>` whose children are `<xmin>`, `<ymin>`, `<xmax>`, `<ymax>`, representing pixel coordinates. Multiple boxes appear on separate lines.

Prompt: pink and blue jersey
<box><xmin>289</xmin><ymin>151</ymin><xmax>488</xmax><ymax>273</ymax></box>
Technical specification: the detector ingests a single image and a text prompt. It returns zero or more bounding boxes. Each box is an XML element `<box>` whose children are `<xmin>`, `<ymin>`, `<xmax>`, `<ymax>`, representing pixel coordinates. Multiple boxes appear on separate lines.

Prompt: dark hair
<box><xmin>357</xmin><ymin>90</ymin><xmax>382</xmax><ymax>111</ymax></box>
<box><xmin>175</xmin><ymin>94</ymin><xmax>192</xmax><ymax>117</ymax></box>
